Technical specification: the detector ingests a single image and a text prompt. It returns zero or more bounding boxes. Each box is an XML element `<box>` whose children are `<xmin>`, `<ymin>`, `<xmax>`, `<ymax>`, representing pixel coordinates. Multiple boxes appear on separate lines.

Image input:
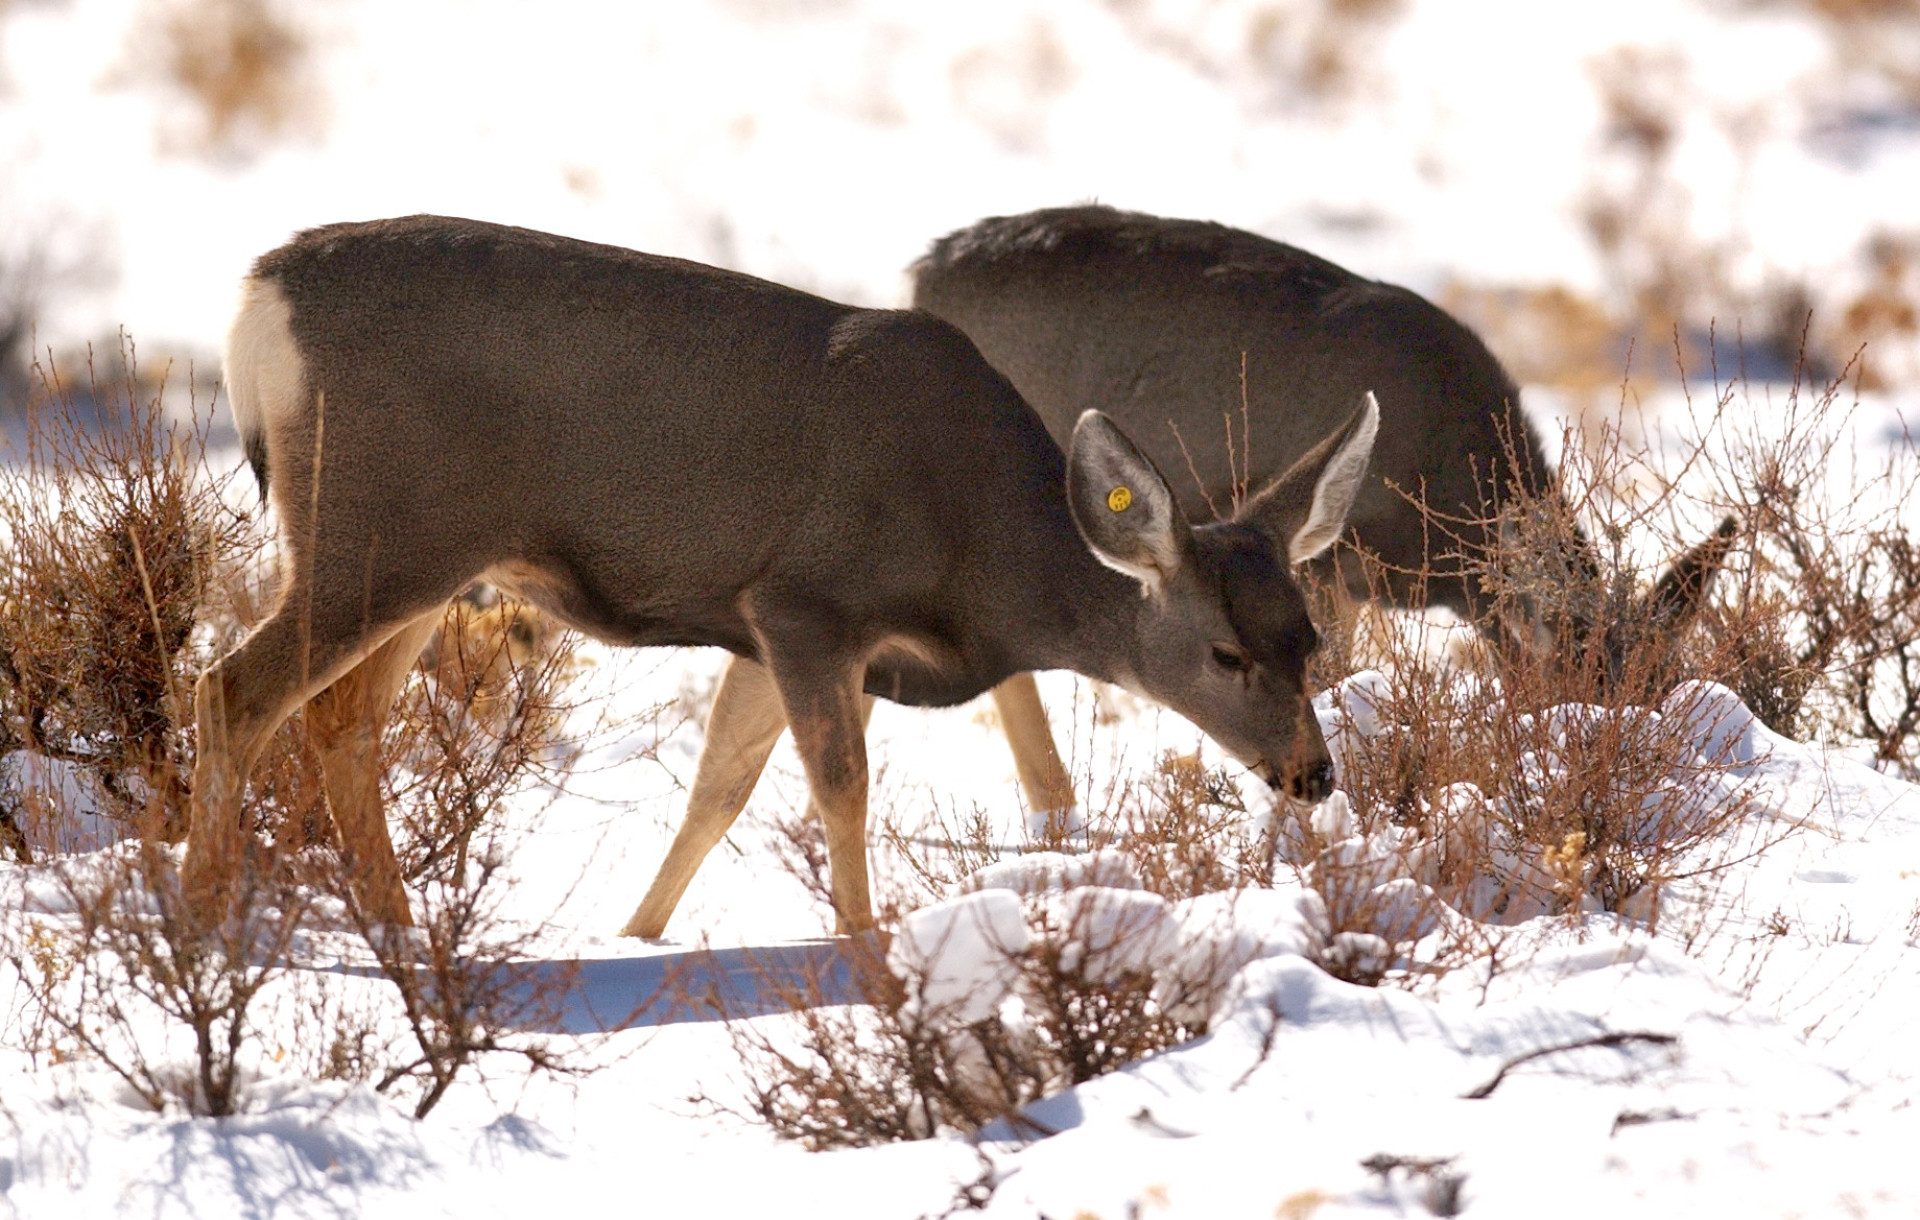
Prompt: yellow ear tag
<box><xmin>1107</xmin><ymin>485</ymin><xmax>1134</xmax><ymax>513</ymax></box>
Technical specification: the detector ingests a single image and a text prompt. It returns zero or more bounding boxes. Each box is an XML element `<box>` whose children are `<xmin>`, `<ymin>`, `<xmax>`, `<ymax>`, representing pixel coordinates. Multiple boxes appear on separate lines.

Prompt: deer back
<box><xmin>237</xmin><ymin>215</ymin><xmax>1112</xmax><ymax>705</ymax></box>
<box><xmin>911</xmin><ymin>205</ymin><xmax>1555</xmax><ymax>618</ymax></box>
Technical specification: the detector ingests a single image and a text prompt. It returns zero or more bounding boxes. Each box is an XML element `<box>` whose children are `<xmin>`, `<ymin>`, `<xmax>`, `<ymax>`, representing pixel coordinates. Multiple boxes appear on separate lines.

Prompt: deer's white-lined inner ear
<box><xmin>1289</xmin><ymin>391</ymin><xmax>1379</xmax><ymax>563</ymax></box>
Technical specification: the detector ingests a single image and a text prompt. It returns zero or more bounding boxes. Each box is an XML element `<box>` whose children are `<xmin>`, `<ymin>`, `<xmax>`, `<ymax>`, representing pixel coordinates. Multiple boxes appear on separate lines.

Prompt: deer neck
<box><xmin>990</xmin><ymin>510</ymin><xmax>1151</xmax><ymax>693</ymax></box>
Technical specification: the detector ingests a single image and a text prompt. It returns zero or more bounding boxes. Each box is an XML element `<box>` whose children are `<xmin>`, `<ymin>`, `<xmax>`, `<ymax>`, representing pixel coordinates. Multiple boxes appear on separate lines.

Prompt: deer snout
<box><xmin>1289</xmin><ymin>757</ymin><xmax>1336</xmax><ymax>803</ymax></box>
<box><xmin>1248</xmin><ymin>755</ymin><xmax>1336</xmax><ymax>803</ymax></box>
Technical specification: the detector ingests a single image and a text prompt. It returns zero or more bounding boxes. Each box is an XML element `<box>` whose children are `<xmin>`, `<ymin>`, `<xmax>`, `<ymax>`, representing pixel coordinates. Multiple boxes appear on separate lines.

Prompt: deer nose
<box><xmin>1288</xmin><ymin>758</ymin><xmax>1336</xmax><ymax>803</ymax></box>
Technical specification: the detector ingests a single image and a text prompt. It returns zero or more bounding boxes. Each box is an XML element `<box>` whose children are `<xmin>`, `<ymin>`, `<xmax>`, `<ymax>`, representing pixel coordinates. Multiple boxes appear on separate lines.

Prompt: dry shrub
<box><xmin>0</xmin><ymin>341</ymin><xmax>599</xmax><ymax>1120</ymax></box>
<box><xmin>384</xmin><ymin>589</ymin><xmax>583</xmax><ymax>888</ymax></box>
<box><xmin>4</xmin><ymin>838</ymin><xmax>306</xmax><ymax>1116</ymax></box>
<box><xmin>1010</xmin><ymin>890</ymin><xmax>1208</xmax><ymax>1084</ymax></box>
<box><xmin>1120</xmin><ymin>750</ymin><xmax>1269</xmax><ymax>897</ymax></box>
<box><xmin>726</xmin><ymin>943</ymin><xmax>1027</xmax><ymax>1150</ymax></box>
<box><xmin>0</xmin><ymin>347</ymin><xmax>310</xmax><ymax>1115</ymax></box>
<box><xmin>1823</xmin><ymin>231</ymin><xmax>1920</xmax><ymax>392</ymax></box>
<box><xmin>341</xmin><ymin>842</ymin><xmax>581</xmax><ymax>1120</ymax></box>
<box><xmin>1295</xmin><ymin>344</ymin><xmax>1920</xmax><ymax>945</ymax></box>
<box><xmin>0</xmin><ymin>350</ymin><xmax>269</xmax><ymax>1114</ymax></box>
<box><xmin>226</xmin><ymin>586</ymin><xmax>592</xmax><ymax>1119</ymax></box>
<box><xmin>125</xmin><ymin>0</ymin><xmax>322</xmax><ymax>160</ymax></box>
<box><xmin>1287</xmin><ymin>397</ymin><xmax>1766</xmax><ymax>929</ymax></box>
<box><xmin>728</xmin><ymin>887</ymin><xmax>1212</xmax><ymax>1148</ymax></box>
<box><xmin>1687</xmin><ymin>360</ymin><xmax>1920</xmax><ymax>772</ymax></box>
<box><xmin>0</xmin><ymin>341</ymin><xmax>254</xmax><ymax>851</ymax></box>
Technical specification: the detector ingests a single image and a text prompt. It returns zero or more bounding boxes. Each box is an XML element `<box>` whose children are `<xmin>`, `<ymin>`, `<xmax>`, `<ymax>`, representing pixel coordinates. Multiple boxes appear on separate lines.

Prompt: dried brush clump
<box><xmin>0</xmin><ymin>343</ymin><xmax>256</xmax><ymax>851</ymax></box>
<box><xmin>384</xmin><ymin>589</ymin><xmax>583</xmax><ymax>888</ymax></box>
<box><xmin>0</xmin><ymin>344</ymin><xmax>599</xmax><ymax>1119</ymax></box>
<box><xmin>4</xmin><ymin>838</ymin><xmax>307</xmax><ymax>1116</ymax></box>
<box><xmin>0</xmin><ymin>345</ymin><xmax>317</xmax><ymax>1114</ymax></box>
<box><xmin>125</xmin><ymin>0</ymin><xmax>323</xmax><ymax>160</ymax></box>
<box><xmin>728</xmin><ymin>884</ymin><xmax>1216</xmax><ymax>1149</ymax></box>
<box><xmin>1271</xmin><ymin>406</ymin><xmax>1760</xmax><ymax>939</ymax></box>
<box><xmin>1690</xmin><ymin>362</ymin><xmax>1920</xmax><ymax>774</ymax></box>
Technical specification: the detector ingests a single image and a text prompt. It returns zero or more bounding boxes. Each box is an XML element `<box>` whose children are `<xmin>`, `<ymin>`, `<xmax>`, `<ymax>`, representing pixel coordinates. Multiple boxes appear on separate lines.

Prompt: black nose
<box><xmin>1288</xmin><ymin>759</ymin><xmax>1335</xmax><ymax>803</ymax></box>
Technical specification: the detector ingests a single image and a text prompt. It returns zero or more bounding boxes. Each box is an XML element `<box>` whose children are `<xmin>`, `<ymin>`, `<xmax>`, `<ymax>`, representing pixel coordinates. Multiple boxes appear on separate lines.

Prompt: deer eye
<box><xmin>1210</xmin><ymin>643</ymin><xmax>1251</xmax><ymax>674</ymax></box>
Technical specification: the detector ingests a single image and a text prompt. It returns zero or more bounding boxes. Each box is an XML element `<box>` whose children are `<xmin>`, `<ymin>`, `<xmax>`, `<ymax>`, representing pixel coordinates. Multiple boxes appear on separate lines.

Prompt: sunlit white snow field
<box><xmin>7</xmin><ymin>621</ymin><xmax>1920</xmax><ymax>1218</ymax></box>
<box><xmin>2</xmin><ymin>1</ymin><xmax>1920</xmax><ymax>1217</ymax></box>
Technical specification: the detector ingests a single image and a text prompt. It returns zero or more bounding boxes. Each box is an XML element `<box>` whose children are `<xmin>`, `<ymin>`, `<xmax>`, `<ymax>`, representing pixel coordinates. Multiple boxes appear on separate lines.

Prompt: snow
<box><xmin>0</xmin><ymin>644</ymin><xmax>1916</xmax><ymax>1217</ymax></box>
<box><xmin>2</xmin><ymin>1</ymin><xmax>1920</xmax><ymax>1216</ymax></box>
<box><xmin>890</xmin><ymin>889</ymin><xmax>1030</xmax><ymax>1024</ymax></box>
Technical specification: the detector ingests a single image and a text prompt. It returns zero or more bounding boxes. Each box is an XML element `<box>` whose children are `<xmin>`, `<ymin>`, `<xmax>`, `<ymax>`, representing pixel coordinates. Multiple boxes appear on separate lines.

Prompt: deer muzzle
<box><xmin>1250</xmin><ymin>756</ymin><xmax>1336</xmax><ymax>803</ymax></box>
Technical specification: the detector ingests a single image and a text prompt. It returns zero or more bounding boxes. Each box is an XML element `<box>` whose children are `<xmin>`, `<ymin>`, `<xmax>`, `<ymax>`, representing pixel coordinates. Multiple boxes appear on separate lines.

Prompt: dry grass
<box><xmin>0</xmin><ymin>339</ymin><xmax>254</xmax><ymax>850</ymax></box>
<box><xmin>0</xmin><ymin>341</ymin><xmax>599</xmax><ymax>1117</ymax></box>
<box><xmin>384</xmin><ymin>590</ymin><xmax>584</xmax><ymax>888</ymax></box>
<box><xmin>724</xmin><ymin>890</ymin><xmax>1213</xmax><ymax>1148</ymax></box>
<box><xmin>125</xmin><ymin>0</ymin><xmax>322</xmax><ymax>160</ymax></box>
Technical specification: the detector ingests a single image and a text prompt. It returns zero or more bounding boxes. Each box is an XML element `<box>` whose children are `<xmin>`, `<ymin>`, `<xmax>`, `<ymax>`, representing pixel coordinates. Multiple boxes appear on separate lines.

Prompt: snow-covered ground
<box><xmin>3</xmin><ymin>1</ymin><xmax>1920</xmax><ymax>1216</ymax></box>
<box><xmin>6</xmin><ymin>640</ymin><xmax>1920</xmax><ymax>1218</ymax></box>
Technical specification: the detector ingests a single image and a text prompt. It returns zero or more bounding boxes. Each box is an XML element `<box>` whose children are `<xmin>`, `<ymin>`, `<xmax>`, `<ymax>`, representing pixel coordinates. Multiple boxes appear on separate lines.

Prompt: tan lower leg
<box><xmin>308</xmin><ymin>614</ymin><xmax>439</xmax><ymax>926</ymax></box>
<box><xmin>991</xmin><ymin>672</ymin><xmax>1074</xmax><ymax>813</ymax></box>
<box><xmin>623</xmin><ymin>656</ymin><xmax>789</xmax><ymax>938</ymax></box>
<box><xmin>818</xmin><ymin>779</ymin><xmax>872</xmax><ymax>935</ymax></box>
<box><xmin>183</xmin><ymin>672</ymin><xmax>250</xmax><ymax>921</ymax></box>
<box><xmin>781</xmin><ymin>670</ymin><xmax>873</xmax><ymax>936</ymax></box>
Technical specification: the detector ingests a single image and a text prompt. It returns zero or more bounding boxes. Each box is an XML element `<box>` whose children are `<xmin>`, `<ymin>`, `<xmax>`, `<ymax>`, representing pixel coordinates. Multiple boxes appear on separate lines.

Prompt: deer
<box><xmin>190</xmin><ymin>214</ymin><xmax>1380</xmax><ymax>939</ymax></box>
<box><xmin>893</xmin><ymin>204</ymin><xmax>1735</xmax><ymax>813</ymax></box>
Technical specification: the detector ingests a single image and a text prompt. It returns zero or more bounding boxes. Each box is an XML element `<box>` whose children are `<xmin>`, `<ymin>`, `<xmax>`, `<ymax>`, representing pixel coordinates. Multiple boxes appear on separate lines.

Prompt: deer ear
<box><xmin>1067</xmin><ymin>410</ymin><xmax>1191</xmax><ymax>595</ymax></box>
<box><xmin>1241</xmin><ymin>392</ymin><xmax>1379</xmax><ymax>564</ymax></box>
<box><xmin>1639</xmin><ymin>515</ymin><xmax>1738</xmax><ymax>634</ymax></box>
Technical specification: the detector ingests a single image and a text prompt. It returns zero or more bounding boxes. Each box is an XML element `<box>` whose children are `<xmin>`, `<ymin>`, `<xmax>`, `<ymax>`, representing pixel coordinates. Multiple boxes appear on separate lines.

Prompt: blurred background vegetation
<box><xmin>0</xmin><ymin>0</ymin><xmax>1914</xmax><ymax>424</ymax></box>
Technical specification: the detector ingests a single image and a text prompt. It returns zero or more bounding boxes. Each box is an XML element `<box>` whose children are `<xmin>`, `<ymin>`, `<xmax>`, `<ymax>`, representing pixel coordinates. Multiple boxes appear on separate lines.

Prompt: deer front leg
<box><xmin>623</xmin><ymin>655</ymin><xmax>790</xmax><ymax>938</ymax></box>
<box><xmin>187</xmin><ymin>609</ymin><xmax>360</xmax><ymax>923</ymax></box>
<box><xmin>767</xmin><ymin>655</ymin><xmax>873</xmax><ymax>936</ymax></box>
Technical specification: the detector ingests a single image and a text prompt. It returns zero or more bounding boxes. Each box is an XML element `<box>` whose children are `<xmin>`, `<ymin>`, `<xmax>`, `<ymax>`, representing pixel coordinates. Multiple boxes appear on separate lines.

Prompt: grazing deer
<box><xmin>192</xmin><ymin>215</ymin><xmax>1378</xmax><ymax>937</ymax></box>
<box><xmin>904</xmin><ymin>205</ymin><xmax>1734</xmax><ymax>811</ymax></box>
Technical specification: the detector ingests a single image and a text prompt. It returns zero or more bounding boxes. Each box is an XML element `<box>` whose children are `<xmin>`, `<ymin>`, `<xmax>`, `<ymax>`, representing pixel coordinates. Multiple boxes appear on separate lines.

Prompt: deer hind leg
<box><xmin>304</xmin><ymin>611</ymin><xmax>442</xmax><ymax>927</ymax></box>
<box><xmin>623</xmin><ymin>655</ymin><xmax>791</xmax><ymax>938</ymax></box>
<box><xmin>186</xmin><ymin>600</ymin><xmax>427</xmax><ymax>919</ymax></box>
<box><xmin>989</xmin><ymin>672</ymin><xmax>1074</xmax><ymax>816</ymax></box>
